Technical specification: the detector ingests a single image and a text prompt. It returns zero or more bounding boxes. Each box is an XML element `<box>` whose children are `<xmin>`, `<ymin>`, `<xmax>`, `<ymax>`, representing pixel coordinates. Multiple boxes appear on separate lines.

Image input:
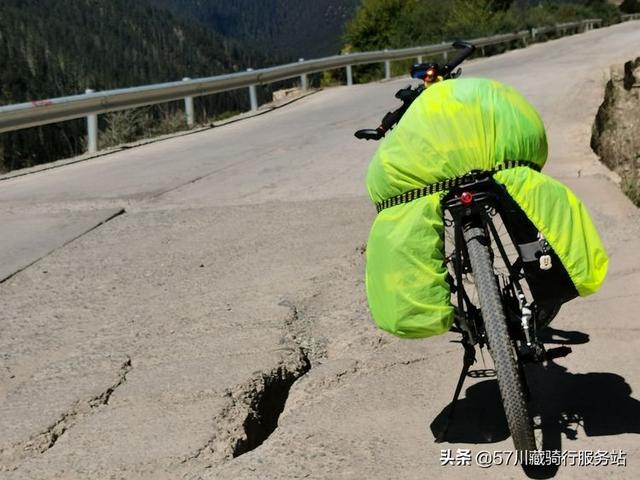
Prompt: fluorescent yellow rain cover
<box><xmin>365</xmin><ymin>78</ymin><xmax>608</xmax><ymax>339</ymax></box>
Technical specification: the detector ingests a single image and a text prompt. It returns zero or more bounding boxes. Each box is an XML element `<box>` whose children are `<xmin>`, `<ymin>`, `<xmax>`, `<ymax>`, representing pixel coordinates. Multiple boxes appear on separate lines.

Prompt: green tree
<box><xmin>444</xmin><ymin>0</ymin><xmax>495</xmax><ymax>38</ymax></box>
<box><xmin>620</xmin><ymin>0</ymin><xmax>640</xmax><ymax>14</ymax></box>
<box><xmin>344</xmin><ymin>0</ymin><xmax>419</xmax><ymax>50</ymax></box>
<box><xmin>490</xmin><ymin>0</ymin><xmax>514</xmax><ymax>13</ymax></box>
<box><xmin>583</xmin><ymin>0</ymin><xmax>621</xmax><ymax>23</ymax></box>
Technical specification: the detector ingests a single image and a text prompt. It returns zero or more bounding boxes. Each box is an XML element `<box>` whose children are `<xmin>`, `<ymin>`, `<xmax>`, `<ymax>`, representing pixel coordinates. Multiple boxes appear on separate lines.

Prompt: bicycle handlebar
<box><xmin>441</xmin><ymin>41</ymin><xmax>476</xmax><ymax>78</ymax></box>
<box><xmin>354</xmin><ymin>128</ymin><xmax>384</xmax><ymax>141</ymax></box>
<box><xmin>354</xmin><ymin>41</ymin><xmax>476</xmax><ymax>141</ymax></box>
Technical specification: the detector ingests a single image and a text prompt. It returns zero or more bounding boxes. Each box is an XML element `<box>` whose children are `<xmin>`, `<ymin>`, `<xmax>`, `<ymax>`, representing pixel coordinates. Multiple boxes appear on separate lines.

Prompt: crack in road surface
<box><xmin>0</xmin><ymin>208</ymin><xmax>126</xmax><ymax>284</ymax></box>
<box><xmin>0</xmin><ymin>357</ymin><xmax>132</xmax><ymax>470</ymax></box>
<box><xmin>180</xmin><ymin>347</ymin><xmax>311</xmax><ymax>468</ymax></box>
<box><xmin>279</xmin><ymin>300</ymin><xmax>327</xmax><ymax>365</ymax></box>
<box><xmin>87</xmin><ymin>357</ymin><xmax>132</xmax><ymax>408</ymax></box>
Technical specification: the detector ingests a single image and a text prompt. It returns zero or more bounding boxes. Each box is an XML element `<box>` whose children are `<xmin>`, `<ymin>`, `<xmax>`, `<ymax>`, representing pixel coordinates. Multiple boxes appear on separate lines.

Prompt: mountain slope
<box><xmin>150</xmin><ymin>0</ymin><xmax>361</xmax><ymax>60</ymax></box>
<box><xmin>0</xmin><ymin>0</ymin><xmax>273</xmax><ymax>171</ymax></box>
<box><xmin>0</xmin><ymin>0</ymin><xmax>271</xmax><ymax>105</ymax></box>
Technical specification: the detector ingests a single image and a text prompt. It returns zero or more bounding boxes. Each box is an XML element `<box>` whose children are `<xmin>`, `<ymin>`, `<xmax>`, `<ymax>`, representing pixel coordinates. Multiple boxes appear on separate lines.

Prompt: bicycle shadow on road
<box><xmin>430</xmin><ymin>328</ymin><xmax>640</xmax><ymax>475</ymax></box>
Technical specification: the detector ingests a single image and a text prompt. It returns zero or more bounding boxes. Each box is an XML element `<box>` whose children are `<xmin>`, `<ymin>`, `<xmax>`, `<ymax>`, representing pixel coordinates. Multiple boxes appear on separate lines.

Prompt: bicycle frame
<box><xmin>352</xmin><ymin>40</ymin><xmax>580</xmax><ymax>454</ymax></box>
<box><xmin>442</xmin><ymin>173</ymin><xmax>545</xmax><ymax>361</ymax></box>
<box><xmin>435</xmin><ymin>173</ymin><xmax>577</xmax><ymax>448</ymax></box>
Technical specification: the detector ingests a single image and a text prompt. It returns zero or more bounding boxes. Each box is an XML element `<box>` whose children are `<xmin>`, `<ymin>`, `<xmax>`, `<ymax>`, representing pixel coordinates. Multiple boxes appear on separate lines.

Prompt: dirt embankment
<box><xmin>591</xmin><ymin>57</ymin><xmax>640</xmax><ymax>206</ymax></box>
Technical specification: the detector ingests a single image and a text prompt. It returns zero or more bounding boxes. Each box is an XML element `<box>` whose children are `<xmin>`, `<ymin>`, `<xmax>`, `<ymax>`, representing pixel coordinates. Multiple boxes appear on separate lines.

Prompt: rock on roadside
<box><xmin>591</xmin><ymin>57</ymin><xmax>640</xmax><ymax>206</ymax></box>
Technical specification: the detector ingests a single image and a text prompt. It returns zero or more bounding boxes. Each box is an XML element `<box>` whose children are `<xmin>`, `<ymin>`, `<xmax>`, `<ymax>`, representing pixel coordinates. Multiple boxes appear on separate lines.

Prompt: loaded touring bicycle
<box><xmin>355</xmin><ymin>41</ymin><xmax>608</xmax><ymax>461</ymax></box>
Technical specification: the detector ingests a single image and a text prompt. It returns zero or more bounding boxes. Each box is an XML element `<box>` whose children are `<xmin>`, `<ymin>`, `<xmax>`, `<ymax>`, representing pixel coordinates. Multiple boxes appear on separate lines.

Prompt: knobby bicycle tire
<box><xmin>463</xmin><ymin>226</ymin><xmax>537</xmax><ymax>454</ymax></box>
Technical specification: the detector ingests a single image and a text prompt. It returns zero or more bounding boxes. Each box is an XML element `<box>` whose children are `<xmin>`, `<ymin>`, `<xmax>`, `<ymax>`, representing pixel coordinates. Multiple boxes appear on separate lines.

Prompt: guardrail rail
<box><xmin>0</xmin><ymin>18</ymin><xmax>609</xmax><ymax>154</ymax></box>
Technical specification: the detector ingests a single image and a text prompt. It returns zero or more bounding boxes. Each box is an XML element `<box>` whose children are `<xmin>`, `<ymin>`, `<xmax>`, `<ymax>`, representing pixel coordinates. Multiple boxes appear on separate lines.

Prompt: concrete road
<box><xmin>1</xmin><ymin>21</ymin><xmax>639</xmax><ymax>479</ymax></box>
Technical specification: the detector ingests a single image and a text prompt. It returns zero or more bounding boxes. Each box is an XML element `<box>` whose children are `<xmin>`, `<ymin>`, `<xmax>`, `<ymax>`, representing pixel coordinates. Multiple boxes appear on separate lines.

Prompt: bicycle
<box><xmin>355</xmin><ymin>41</ymin><xmax>579</xmax><ymax>459</ymax></box>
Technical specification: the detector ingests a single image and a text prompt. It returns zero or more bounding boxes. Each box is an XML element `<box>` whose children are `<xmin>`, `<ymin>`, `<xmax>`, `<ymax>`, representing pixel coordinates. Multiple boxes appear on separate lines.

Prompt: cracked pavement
<box><xmin>1</xmin><ymin>21</ymin><xmax>640</xmax><ymax>479</ymax></box>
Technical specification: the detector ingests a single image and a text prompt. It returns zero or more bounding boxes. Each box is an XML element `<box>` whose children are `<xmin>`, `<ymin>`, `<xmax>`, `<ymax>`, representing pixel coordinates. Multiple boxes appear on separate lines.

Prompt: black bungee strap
<box><xmin>375</xmin><ymin>160</ymin><xmax>541</xmax><ymax>213</ymax></box>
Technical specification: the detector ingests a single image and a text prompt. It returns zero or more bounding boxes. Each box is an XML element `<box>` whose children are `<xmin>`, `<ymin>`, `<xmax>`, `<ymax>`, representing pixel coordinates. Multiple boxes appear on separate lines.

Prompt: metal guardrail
<box><xmin>0</xmin><ymin>18</ymin><xmax>603</xmax><ymax>153</ymax></box>
<box><xmin>621</xmin><ymin>13</ymin><xmax>640</xmax><ymax>21</ymax></box>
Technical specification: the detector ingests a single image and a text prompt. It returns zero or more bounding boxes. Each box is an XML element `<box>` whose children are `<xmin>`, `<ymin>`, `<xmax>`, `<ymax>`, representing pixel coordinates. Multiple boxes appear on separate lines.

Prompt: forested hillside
<box><xmin>344</xmin><ymin>0</ymin><xmax>621</xmax><ymax>52</ymax></box>
<box><xmin>150</xmin><ymin>0</ymin><xmax>361</xmax><ymax>59</ymax></box>
<box><xmin>0</xmin><ymin>0</ymin><xmax>275</xmax><ymax>171</ymax></box>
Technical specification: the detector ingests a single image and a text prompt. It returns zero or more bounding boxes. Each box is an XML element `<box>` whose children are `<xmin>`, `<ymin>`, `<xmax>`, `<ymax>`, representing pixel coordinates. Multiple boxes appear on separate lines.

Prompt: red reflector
<box><xmin>460</xmin><ymin>191</ymin><xmax>473</xmax><ymax>206</ymax></box>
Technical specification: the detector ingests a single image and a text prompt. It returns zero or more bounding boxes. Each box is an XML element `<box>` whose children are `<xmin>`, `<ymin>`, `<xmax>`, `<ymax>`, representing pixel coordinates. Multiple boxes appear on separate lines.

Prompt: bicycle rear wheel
<box><xmin>463</xmin><ymin>226</ymin><xmax>537</xmax><ymax>454</ymax></box>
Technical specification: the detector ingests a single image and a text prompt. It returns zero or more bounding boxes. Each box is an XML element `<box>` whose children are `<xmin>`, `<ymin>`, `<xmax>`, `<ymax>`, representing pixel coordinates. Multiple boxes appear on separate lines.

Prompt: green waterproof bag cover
<box><xmin>365</xmin><ymin>78</ymin><xmax>608</xmax><ymax>338</ymax></box>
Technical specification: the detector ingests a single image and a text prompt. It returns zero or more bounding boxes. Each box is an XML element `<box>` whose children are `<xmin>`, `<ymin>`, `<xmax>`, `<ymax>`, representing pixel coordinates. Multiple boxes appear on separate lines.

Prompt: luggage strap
<box><xmin>375</xmin><ymin>160</ymin><xmax>541</xmax><ymax>213</ymax></box>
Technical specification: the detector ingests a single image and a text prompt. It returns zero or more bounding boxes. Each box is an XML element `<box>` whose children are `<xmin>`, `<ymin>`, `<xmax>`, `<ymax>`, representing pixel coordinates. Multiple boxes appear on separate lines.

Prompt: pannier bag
<box><xmin>365</xmin><ymin>78</ymin><xmax>608</xmax><ymax>338</ymax></box>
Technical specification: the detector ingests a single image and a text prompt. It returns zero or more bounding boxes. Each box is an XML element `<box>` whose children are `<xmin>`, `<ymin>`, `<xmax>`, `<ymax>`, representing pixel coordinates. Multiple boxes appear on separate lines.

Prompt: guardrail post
<box><xmin>85</xmin><ymin>89</ymin><xmax>98</xmax><ymax>154</ymax></box>
<box><xmin>384</xmin><ymin>50</ymin><xmax>391</xmax><ymax>80</ymax></box>
<box><xmin>182</xmin><ymin>78</ymin><xmax>195</xmax><ymax>128</ymax></box>
<box><xmin>247</xmin><ymin>68</ymin><xmax>258</xmax><ymax>112</ymax></box>
<box><xmin>417</xmin><ymin>56</ymin><xmax>423</xmax><ymax>64</ymax></box>
<box><xmin>531</xmin><ymin>27</ymin><xmax>537</xmax><ymax>41</ymax></box>
<box><xmin>299</xmin><ymin>58</ymin><xmax>308</xmax><ymax>91</ymax></box>
<box><xmin>346</xmin><ymin>64</ymin><xmax>353</xmax><ymax>86</ymax></box>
